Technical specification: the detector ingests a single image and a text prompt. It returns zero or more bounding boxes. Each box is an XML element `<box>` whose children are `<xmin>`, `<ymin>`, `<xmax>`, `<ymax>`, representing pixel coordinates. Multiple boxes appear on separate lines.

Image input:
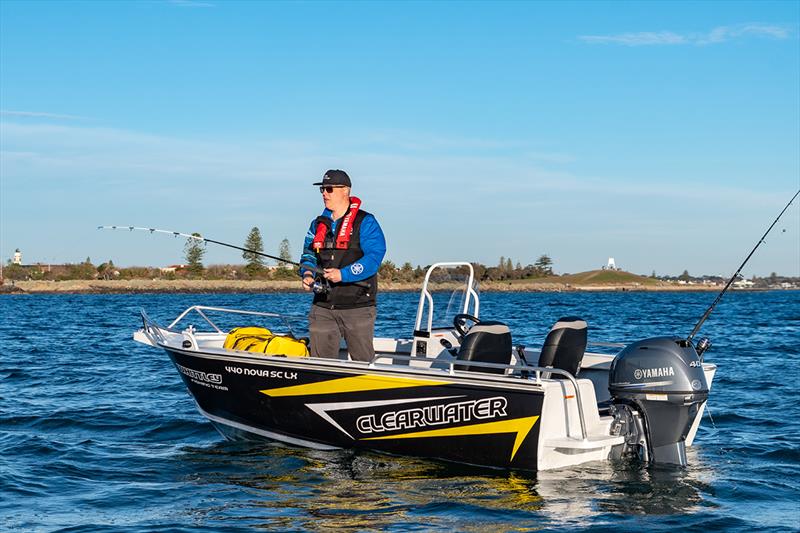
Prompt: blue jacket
<box><xmin>299</xmin><ymin>208</ymin><xmax>386</xmax><ymax>283</ymax></box>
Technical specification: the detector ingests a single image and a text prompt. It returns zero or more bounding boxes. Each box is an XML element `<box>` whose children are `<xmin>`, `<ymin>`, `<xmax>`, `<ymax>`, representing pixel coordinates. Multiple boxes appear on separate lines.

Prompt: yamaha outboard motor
<box><xmin>609</xmin><ymin>337</ymin><xmax>709</xmax><ymax>466</ymax></box>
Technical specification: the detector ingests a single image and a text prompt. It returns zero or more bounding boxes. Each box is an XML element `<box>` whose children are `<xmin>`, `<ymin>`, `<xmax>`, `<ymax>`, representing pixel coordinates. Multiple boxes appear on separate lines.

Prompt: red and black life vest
<box><xmin>312</xmin><ymin>198</ymin><xmax>377</xmax><ymax>309</ymax></box>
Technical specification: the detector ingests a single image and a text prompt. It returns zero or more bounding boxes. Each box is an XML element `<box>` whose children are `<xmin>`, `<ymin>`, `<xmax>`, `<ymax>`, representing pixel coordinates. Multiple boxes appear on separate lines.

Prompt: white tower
<box><xmin>12</xmin><ymin>249</ymin><xmax>22</xmax><ymax>265</ymax></box>
<box><xmin>607</xmin><ymin>257</ymin><xmax>616</xmax><ymax>270</ymax></box>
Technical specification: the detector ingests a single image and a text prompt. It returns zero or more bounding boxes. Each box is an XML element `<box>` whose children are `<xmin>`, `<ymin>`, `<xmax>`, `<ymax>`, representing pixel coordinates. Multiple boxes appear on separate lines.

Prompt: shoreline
<box><xmin>0</xmin><ymin>279</ymin><xmax>737</xmax><ymax>294</ymax></box>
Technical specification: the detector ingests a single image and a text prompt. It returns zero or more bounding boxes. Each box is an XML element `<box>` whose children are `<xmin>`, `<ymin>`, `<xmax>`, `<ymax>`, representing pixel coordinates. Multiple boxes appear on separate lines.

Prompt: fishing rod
<box><xmin>97</xmin><ymin>225</ymin><xmax>325</xmax><ymax>275</ymax></box>
<box><xmin>686</xmin><ymin>189</ymin><xmax>800</xmax><ymax>348</ymax></box>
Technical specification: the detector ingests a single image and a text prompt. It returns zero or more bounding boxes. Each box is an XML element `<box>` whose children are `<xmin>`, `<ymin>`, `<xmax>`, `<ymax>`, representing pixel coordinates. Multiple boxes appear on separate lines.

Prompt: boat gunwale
<box><xmin>158</xmin><ymin>340</ymin><xmax>551</xmax><ymax>393</ymax></box>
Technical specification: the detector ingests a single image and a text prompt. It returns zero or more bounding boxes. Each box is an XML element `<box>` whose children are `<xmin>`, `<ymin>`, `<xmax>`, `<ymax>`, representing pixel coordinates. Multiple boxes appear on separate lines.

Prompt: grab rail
<box><xmin>166</xmin><ymin>305</ymin><xmax>307</xmax><ymax>337</ymax></box>
<box><xmin>369</xmin><ymin>353</ymin><xmax>589</xmax><ymax>441</ymax></box>
<box><xmin>140</xmin><ymin>310</ymin><xmax>168</xmax><ymax>344</ymax></box>
<box><xmin>413</xmin><ymin>262</ymin><xmax>480</xmax><ymax>334</ymax></box>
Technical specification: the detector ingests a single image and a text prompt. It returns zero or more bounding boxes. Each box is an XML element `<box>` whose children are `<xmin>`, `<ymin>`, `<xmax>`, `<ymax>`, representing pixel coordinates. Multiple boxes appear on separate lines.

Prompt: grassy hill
<box><xmin>526</xmin><ymin>269</ymin><xmax>661</xmax><ymax>286</ymax></box>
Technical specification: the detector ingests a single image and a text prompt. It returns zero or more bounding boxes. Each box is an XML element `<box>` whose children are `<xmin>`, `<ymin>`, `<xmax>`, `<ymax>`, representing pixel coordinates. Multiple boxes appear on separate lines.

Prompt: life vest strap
<box><xmin>335</xmin><ymin>197</ymin><xmax>361</xmax><ymax>249</ymax></box>
<box><xmin>312</xmin><ymin>197</ymin><xmax>362</xmax><ymax>251</ymax></box>
<box><xmin>312</xmin><ymin>217</ymin><xmax>330</xmax><ymax>252</ymax></box>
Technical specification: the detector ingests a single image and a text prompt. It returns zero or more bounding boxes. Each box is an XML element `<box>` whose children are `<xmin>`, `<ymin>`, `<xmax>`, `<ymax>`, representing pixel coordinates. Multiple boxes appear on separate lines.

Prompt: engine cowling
<box><xmin>609</xmin><ymin>336</ymin><xmax>709</xmax><ymax>466</ymax></box>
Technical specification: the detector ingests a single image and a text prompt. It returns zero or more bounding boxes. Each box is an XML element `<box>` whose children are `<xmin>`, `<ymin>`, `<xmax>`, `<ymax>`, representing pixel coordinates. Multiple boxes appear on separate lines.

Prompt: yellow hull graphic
<box><xmin>362</xmin><ymin>415</ymin><xmax>540</xmax><ymax>461</ymax></box>
<box><xmin>261</xmin><ymin>374</ymin><xmax>451</xmax><ymax>397</ymax></box>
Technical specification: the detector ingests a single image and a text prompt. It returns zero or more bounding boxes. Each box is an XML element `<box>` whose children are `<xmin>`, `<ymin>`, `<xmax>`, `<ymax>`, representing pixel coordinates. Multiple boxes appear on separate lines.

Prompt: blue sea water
<box><xmin>1</xmin><ymin>290</ymin><xmax>799</xmax><ymax>532</ymax></box>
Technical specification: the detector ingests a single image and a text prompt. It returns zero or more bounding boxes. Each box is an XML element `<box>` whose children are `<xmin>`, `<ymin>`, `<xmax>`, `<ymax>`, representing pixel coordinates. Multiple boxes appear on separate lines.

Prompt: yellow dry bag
<box><xmin>223</xmin><ymin>326</ymin><xmax>309</xmax><ymax>357</ymax></box>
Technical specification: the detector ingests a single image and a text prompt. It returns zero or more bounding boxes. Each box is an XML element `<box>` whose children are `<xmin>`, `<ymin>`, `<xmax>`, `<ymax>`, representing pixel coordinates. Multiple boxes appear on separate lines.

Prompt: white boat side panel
<box><xmin>194</xmin><ymin>333</ymin><xmax>227</xmax><ymax>350</ymax></box>
<box><xmin>686</xmin><ymin>363</ymin><xmax>717</xmax><ymax>446</ymax></box>
<box><xmin>580</xmin><ymin>352</ymin><xmax>615</xmax><ymax>370</ymax></box>
<box><xmin>373</xmin><ymin>337</ymin><xmax>414</xmax><ymax>354</ymax></box>
<box><xmin>536</xmin><ymin>379</ymin><xmax>623</xmax><ymax>470</ymax></box>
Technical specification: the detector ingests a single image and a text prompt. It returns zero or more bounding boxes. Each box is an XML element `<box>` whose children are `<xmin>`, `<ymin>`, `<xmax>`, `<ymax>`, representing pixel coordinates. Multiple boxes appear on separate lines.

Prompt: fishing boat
<box><xmin>134</xmin><ymin>262</ymin><xmax>717</xmax><ymax>471</ymax></box>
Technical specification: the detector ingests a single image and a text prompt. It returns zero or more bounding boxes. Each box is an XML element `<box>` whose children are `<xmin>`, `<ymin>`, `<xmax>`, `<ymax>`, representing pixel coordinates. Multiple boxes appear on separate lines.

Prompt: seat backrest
<box><xmin>537</xmin><ymin>316</ymin><xmax>587</xmax><ymax>378</ymax></box>
<box><xmin>454</xmin><ymin>321</ymin><xmax>512</xmax><ymax>374</ymax></box>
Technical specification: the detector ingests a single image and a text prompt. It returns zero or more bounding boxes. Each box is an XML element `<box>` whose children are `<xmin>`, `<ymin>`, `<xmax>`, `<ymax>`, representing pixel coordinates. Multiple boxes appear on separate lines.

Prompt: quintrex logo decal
<box><xmin>176</xmin><ymin>363</ymin><xmax>228</xmax><ymax>391</ymax></box>
<box><xmin>176</xmin><ymin>363</ymin><xmax>222</xmax><ymax>384</ymax></box>
<box><xmin>356</xmin><ymin>396</ymin><xmax>508</xmax><ymax>434</ymax></box>
<box><xmin>306</xmin><ymin>395</ymin><xmax>540</xmax><ymax>461</ymax></box>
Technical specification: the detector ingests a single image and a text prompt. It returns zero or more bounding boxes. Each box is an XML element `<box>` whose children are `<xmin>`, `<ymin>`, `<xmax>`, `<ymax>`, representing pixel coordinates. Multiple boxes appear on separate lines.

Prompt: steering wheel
<box><xmin>453</xmin><ymin>313</ymin><xmax>480</xmax><ymax>338</ymax></box>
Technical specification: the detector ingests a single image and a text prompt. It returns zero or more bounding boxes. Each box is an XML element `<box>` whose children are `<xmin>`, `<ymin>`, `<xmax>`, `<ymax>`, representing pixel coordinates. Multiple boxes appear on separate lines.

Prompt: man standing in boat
<box><xmin>299</xmin><ymin>170</ymin><xmax>386</xmax><ymax>361</ymax></box>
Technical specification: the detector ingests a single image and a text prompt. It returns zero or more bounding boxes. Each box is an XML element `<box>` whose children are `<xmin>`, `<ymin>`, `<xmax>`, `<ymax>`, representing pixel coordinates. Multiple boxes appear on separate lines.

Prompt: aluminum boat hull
<box><xmin>166</xmin><ymin>347</ymin><xmax>546</xmax><ymax>470</ymax></box>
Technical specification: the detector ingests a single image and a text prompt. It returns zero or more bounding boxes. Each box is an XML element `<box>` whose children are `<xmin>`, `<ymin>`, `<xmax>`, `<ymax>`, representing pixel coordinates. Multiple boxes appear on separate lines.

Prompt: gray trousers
<box><xmin>309</xmin><ymin>304</ymin><xmax>377</xmax><ymax>362</ymax></box>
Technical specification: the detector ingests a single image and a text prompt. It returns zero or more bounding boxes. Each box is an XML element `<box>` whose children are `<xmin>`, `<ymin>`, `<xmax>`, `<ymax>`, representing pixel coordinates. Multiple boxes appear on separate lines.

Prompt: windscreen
<box><xmin>426</xmin><ymin>265</ymin><xmax>480</xmax><ymax>329</ymax></box>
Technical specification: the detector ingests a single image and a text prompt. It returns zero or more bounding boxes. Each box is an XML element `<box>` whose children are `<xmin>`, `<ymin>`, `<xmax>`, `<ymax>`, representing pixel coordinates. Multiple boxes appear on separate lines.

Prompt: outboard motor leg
<box><xmin>641</xmin><ymin>397</ymin><xmax>705</xmax><ymax>465</ymax></box>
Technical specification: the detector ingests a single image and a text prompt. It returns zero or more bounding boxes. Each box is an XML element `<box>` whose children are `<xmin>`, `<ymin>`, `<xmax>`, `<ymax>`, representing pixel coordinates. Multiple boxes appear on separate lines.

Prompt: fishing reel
<box><xmin>312</xmin><ymin>277</ymin><xmax>331</xmax><ymax>295</ymax></box>
<box><xmin>695</xmin><ymin>337</ymin><xmax>711</xmax><ymax>360</ymax></box>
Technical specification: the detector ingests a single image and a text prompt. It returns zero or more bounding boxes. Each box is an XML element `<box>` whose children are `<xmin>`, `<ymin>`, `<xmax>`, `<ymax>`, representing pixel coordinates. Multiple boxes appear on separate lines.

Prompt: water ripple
<box><xmin>1</xmin><ymin>291</ymin><xmax>798</xmax><ymax>531</ymax></box>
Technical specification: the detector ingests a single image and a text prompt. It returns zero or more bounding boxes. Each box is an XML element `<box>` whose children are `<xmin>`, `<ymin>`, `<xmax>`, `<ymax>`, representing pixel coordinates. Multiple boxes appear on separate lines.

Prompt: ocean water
<box><xmin>1</xmin><ymin>290</ymin><xmax>798</xmax><ymax>532</ymax></box>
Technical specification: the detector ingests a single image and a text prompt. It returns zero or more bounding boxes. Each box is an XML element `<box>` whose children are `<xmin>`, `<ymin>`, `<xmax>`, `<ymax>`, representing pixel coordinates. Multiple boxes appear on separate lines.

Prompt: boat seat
<box><xmin>454</xmin><ymin>321</ymin><xmax>513</xmax><ymax>374</ymax></box>
<box><xmin>538</xmin><ymin>316</ymin><xmax>587</xmax><ymax>379</ymax></box>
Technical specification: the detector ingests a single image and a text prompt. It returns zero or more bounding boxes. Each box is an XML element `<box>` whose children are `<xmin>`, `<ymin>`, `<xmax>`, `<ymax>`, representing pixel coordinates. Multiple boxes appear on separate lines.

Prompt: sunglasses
<box><xmin>319</xmin><ymin>186</ymin><xmax>345</xmax><ymax>194</ymax></box>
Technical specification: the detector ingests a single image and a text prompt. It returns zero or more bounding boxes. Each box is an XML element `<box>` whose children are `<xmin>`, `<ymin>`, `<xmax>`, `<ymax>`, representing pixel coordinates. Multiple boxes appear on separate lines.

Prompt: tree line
<box><xmin>377</xmin><ymin>254</ymin><xmax>555</xmax><ymax>283</ymax></box>
<box><xmin>181</xmin><ymin>227</ymin><xmax>295</xmax><ymax>279</ymax></box>
<box><xmin>5</xmin><ymin>233</ymin><xmax>798</xmax><ymax>288</ymax></box>
<box><xmin>3</xmin><ymin>225</ymin><xmax>558</xmax><ymax>284</ymax></box>
<box><xmin>183</xmin><ymin>227</ymin><xmax>558</xmax><ymax>283</ymax></box>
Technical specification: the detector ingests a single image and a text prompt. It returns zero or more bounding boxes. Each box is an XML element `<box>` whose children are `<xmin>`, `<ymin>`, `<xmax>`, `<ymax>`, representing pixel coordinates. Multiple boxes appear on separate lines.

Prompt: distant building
<box><xmin>160</xmin><ymin>264</ymin><xmax>187</xmax><ymax>274</ymax></box>
<box><xmin>602</xmin><ymin>257</ymin><xmax>620</xmax><ymax>271</ymax></box>
<box><xmin>12</xmin><ymin>249</ymin><xmax>22</xmax><ymax>265</ymax></box>
<box><xmin>733</xmin><ymin>278</ymin><xmax>755</xmax><ymax>288</ymax></box>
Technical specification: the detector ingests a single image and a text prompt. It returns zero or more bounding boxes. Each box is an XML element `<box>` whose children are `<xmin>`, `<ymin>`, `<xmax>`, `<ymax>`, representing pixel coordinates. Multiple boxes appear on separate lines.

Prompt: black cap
<box><xmin>313</xmin><ymin>169</ymin><xmax>351</xmax><ymax>187</ymax></box>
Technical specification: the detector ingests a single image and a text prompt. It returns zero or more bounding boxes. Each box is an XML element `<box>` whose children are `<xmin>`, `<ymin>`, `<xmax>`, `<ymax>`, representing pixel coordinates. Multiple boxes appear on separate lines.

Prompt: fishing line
<box><xmin>98</xmin><ymin>225</ymin><xmax>373</xmax><ymax>293</ymax></box>
<box><xmin>97</xmin><ymin>225</ymin><xmax>325</xmax><ymax>274</ymax></box>
<box><xmin>686</xmin><ymin>189</ymin><xmax>800</xmax><ymax>345</ymax></box>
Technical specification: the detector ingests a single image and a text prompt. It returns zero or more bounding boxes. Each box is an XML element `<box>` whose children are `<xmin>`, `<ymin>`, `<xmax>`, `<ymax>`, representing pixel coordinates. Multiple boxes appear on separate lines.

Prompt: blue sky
<box><xmin>1</xmin><ymin>0</ymin><xmax>798</xmax><ymax>277</ymax></box>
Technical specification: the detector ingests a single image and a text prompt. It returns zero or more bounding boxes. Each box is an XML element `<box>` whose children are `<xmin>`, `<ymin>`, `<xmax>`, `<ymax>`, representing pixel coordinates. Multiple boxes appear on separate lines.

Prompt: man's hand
<box><xmin>302</xmin><ymin>273</ymin><xmax>314</xmax><ymax>291</ymax></box>
<box><xmin>323</xmin><ymin>268</ymin><xmax>342</xmax><ymax>283</ymax></box>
